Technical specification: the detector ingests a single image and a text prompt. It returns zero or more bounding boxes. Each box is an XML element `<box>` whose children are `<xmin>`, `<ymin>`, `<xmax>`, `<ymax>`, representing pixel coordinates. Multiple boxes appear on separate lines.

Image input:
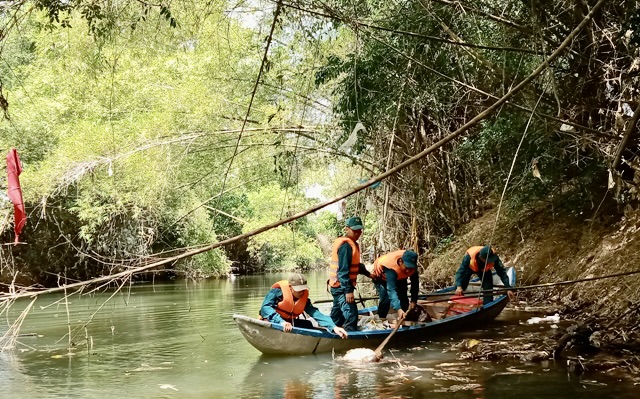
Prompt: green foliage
<box><xmin>32</xmin><ymin>0</ymin><xmax>177</xmax><ymax>37</ymax></box>
<box><xmin>210</xmin><ymin>194</ymin><xmax>249</xmax><ymax>238</ymax></box>
<box><xmin>456</xmin><ymin>115</ymin><xmax>606</xmax><ymax>213</ymax></box>
<box><xmin>0</xmin><ymin>1</ymin><xmax>345</xmax><ymax>283</ymax></box>
<box><xmin>314</xmin><ymin>211</ymin><xmax>343</xmax><ymax>238</ymax></box>
<box><xmin>11</xmin><ymin>0</ymin><xmax>629</xmax><ymax>285</ymax></box>
<box><xmin>314</xmin><ymin>0</ymin><xmax>532</xmax><ymax>143</ymax></box>
<box><xmin>433</xmin><ymin>235</ymin><xmax>454</xmax><ymax>255</ymax></box>
<box><xmin>172</xmin><ymin>198</ymin><xmax>230</xmax><ymax>277</ymax></box>
<box><xmin>305</xmin><ymin>0</ymin><xmax>633</xmax><ymax>252</ymax></box>
<box><xmin>243</xmin><ymin>183</ymin><xmax>323</xmax><ymax>271</ymax></box>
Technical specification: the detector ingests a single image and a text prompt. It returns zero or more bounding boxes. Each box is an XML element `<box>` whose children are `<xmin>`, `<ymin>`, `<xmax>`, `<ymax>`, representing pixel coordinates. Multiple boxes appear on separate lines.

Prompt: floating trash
<box><xmin>436</xmin><ymin>362</ymin><xmax>469</xmax><ymax>368</ymax></box>
<box><xmin>434</xmin><ymin>383</ymin><xmax>482</xmax><ymax>392</ymax></box>
<box><xmin>493</xmin><ymin>367</ymin><xmax>534</xmax><ymax>376</ymax></box>
<box><xmin>358</xmin><ymin>314</ymin><xmax>388</xmax><ymax>331</ymax></box>
<box><xmin>432</xmin><ymin>370</ymin><xmax>472</xmax><ymax>383</ymax></box>
<box><xmin>526</xmin><ymin>314</ymin><xmax>560</xmax><ymax>324</ymax></box>
<box><xmin>342</xmin><ymin>348</ymin><xmax>379</xmax><ymax>363</ymax></box>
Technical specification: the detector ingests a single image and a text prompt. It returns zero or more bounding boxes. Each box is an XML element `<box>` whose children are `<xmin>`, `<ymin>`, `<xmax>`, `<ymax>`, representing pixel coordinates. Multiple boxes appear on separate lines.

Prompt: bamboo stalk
<box><xmin>313</xmin><ymin>268</ymin><xmax>640</xmax><ymax>305</ymax></box>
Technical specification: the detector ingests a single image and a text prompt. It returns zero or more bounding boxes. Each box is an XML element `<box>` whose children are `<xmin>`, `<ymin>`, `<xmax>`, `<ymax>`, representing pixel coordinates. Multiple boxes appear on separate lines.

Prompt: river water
<box><xmin>0</xmin><ymin>271</ymin><xmax>636</xmax><ymax>398</ymax></box>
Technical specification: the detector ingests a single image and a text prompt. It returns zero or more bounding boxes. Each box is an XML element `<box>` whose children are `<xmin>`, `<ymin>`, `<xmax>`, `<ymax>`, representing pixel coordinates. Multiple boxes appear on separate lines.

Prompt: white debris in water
<box><xmin>580</xmin><ymin>380</ymin><xmax>608</xmax><ymax>386</ymax></box>
<box><xmin>342</xmin><ymin>348</ymin><xmax>379</xmax><ymax>363</ymax></box>
<box><xmin>493</xmin><ymin>367</ymin><xmax>534</xmax><ymax>376</ymax></box>
<box><xmin>432</xmin><ymin>370</ymin><xmax>473</xmax><ymax>383</ymax></box>
<box><xmin>526</xmin><ymin>313</ymin><xmax>560</xmax><ymax>324</ymax></box>
<box><xmin>436</xmin><ymin>362</ymin><xmax>469</xmax><ymax>368</ymax></box>
<box><xmin>434</xmin><ymin>383</ymin><xmax>482</xmax><ymax>392</ymax></box>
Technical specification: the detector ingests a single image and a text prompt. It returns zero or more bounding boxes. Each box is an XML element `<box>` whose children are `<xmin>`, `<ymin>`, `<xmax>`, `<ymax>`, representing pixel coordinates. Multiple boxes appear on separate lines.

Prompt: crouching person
<box><xmin>260</xmin><ymin>273</ymin><xmax>348</xmax><ymax>338</ymax></box>
<box><xmin>371</xmin><ymin>249</ymin><xmax>420</xmax><ymax>324</ymax></box>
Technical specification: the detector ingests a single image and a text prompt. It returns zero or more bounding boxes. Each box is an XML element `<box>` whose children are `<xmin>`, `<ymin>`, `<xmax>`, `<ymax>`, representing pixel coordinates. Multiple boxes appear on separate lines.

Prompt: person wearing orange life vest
<box><xmin>371</xmin><ymin>249</ymin><xmax>420</xmax><ymax>320</ymax></box>
<box><xmin>327</xmin><ymin>216</ymin><xmax>372</xmax><ymax>331</ymax></box>
<box><xmin>260</xmin><ymin>273</ymin><xmax>348</xmax><ymax>338</ymax></box>
<box><xmin>454</xmin><ymin>245</ymin><xmax>516</xmax><ymax>305</ymax></box>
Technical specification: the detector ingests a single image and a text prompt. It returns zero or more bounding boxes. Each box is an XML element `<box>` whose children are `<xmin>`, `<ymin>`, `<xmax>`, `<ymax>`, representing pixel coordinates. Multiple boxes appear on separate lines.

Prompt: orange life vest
<box><xmin>328</xmin><ymin>237</ymin><xmax>361</xmax><ymax>288</ymax></box>
<box><xmin>371</xmin><ymin>250</ymin><xmax>415</xmax><ymax>281</ymax></box>
<box><xmin>271</xmin><ymin>280</ymin><xmax>309</xmax><ymax>322</ymax></box>
<box><xmin>467</xmin><ymin>246</ymin><xmax>494</xmax><ymax>273</ymax></box>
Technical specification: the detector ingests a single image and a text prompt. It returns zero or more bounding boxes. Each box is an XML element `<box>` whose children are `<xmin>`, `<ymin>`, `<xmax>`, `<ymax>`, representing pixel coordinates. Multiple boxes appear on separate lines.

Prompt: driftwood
<box><xmin>553</xmin><ymin>322</ymin><xmax>596</xmax><ymax>359</ymax></box>
<box><xmin>554</xmin><ymin>301</ymin><xmax>640</xmax><ymax>359</ymax></box>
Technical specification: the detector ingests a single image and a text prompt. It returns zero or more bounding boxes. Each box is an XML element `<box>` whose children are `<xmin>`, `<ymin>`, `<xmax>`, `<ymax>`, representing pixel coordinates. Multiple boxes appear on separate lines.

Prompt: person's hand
<box><xmin>409</xmin><ymin>301</ymin><xmax>417</xmax><ymax>310</ymax></box>
<box><xmin>283</xmin><ymin>322</ymin><xmax>293</xmax><ymax>332</ymax></box>
<box><xmin>507</xmin><ymin>290</ymin><xmax>516</xmax><ymax>302</ymax></box>
<box><xmin>346</xmin><ymin>292</ymin><xmax>355</xmax><ymax>303</ymax></box>
<box><xmin>333</xmin><ymin>326</ymin><xmax>348</xmax><ymax>339</ymax></box>
<box><xmin>455</xmin><ymin>287</ymin><xmax>463</xmax><ymax>296</ymax></box>
<box><xmin>397</xmin><ymin>308</ymin><xmax>406</xmax><ymax>320</ymax></box>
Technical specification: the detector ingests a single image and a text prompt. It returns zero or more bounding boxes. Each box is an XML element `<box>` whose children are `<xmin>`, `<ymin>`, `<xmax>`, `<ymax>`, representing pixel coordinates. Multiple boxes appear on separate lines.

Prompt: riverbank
<box><xmin>425</xmin><ymin>199</ymin><xmax>640</xmax><ymax>381</ymax></box>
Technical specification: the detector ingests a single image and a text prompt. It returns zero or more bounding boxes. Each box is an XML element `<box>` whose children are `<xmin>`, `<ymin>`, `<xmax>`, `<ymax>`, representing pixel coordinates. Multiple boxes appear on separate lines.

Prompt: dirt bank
<box><xmin>426</xmin><ymin>200</ymin><xmax>640</xmax><ymax>316</ymax></box>
<box><xmin>424</xmin><ymin>199</ymin><xmax>640</xmax><ymax>378</ymax></box>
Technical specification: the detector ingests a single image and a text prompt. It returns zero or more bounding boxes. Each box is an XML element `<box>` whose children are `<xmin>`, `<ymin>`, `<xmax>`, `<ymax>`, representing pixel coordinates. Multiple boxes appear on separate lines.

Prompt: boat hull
<box><xmin>234</xmin><ymin>298</ymin><xmax>507</xmax><ymax>355</ymax></box>
<box><xmin>234</xmin><ymin>267</ymin><xmax>515</xmax><ymax>355</ymax></box>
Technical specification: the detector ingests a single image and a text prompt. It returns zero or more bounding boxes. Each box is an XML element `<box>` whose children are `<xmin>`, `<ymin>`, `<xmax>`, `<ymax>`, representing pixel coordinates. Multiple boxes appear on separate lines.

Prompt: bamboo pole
<box><xmin>312</xmin><ymin>268</ymin><xmax>640</xmax><ymax>305</ymax></box>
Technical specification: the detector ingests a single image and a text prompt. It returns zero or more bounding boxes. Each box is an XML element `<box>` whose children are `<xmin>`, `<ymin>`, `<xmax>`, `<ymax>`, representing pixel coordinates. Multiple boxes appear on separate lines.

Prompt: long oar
<box><xmin>374</xmin><ymin>312</ymin><xmax>408</xmax><ymax>360</ymax></box>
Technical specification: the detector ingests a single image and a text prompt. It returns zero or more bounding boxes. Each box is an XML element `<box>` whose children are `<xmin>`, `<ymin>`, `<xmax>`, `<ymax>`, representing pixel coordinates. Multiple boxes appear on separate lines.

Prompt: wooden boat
<box><xmin>233</xmin><ymin>267</ymin><xmax>515</xmax><ymax>355</ymax></box>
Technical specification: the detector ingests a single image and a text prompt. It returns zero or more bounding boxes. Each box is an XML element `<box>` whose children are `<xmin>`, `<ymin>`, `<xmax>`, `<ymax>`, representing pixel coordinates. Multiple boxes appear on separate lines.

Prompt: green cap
<box><xmin>345</xmin><ymin>216</ymin><xmax>363</xmax><ymax>230</ymax></box>
<box><xmin>402</xmin><ymin>250</ymin><xmax>418</xmax><ymax>269</ymax></box>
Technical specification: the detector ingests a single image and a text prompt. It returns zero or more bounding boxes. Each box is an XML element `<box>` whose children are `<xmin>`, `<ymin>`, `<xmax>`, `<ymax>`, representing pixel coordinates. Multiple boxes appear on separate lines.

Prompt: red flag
<box><xmin>6</xmin><ymin>148</ymin><xmax>26</xmax><ymax>243</ymax></box>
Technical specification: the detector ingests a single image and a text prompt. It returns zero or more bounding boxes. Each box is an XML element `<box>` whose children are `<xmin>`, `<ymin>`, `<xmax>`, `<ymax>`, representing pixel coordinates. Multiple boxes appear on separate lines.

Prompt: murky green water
<box><xmin>1</xmin><ymin>271</ymin><xmax>636</xmax><ymax>398</ymax></box>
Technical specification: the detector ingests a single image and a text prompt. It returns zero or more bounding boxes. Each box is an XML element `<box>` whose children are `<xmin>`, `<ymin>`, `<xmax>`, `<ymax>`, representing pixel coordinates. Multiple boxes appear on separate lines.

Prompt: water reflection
<box><xmin>244</xmin><ymin>355</ymin><xmax>384</xmax><ymax>399</ymax></box>
<box><xmin>0</xmin><ymin>271</ymin><xmax>637</xmax><ymax>398</ymax></box>
<box><xmin>242</xmin><ymin>349</ymin><xmax>627</xmax><ymax>399</ymax></box>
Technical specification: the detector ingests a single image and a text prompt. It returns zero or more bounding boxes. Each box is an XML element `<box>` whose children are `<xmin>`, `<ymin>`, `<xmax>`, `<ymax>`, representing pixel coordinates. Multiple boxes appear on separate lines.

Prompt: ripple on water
<box><xmin>3</xmin><ymin>274</ymin><xmax>640</xmax><ymax>398</ymax></box>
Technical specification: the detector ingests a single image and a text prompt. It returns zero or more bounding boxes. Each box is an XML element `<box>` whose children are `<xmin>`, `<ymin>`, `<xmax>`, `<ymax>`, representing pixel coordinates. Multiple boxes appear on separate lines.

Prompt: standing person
<box><xmin>327</xmin><ymin>216</ymin><xmax>371</xmax><ymax>331</ymax></box>
<box><xmin>454</xmin><ymin>245</ymin><xmax>515</xmax><ymax>304</ymax></box>
<box><xmin>370</xmin><ymin>249</ymin><xmax>420</xmax><ymax>322</ymax></box>
<box><xmin>260</xmin><ymin>273</ymin><xmax>348</xmax><ymax>338</ymax></box>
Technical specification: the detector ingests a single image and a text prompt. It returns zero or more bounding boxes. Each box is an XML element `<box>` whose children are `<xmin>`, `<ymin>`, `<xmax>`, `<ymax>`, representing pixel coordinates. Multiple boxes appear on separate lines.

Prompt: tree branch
<box><xmin>612</xmin><ymin>102</ymin><xmax>640</xmax><ymax>170</ymax></box>
<box><xmin>280</xmin><ymin>1</ymin><xmax>543</xmax><ymax>54</ymax></box>
<box><xmin>0</xmin><ymin>0</ymin><xmax>607</xmax><ymax>303</ymax></box>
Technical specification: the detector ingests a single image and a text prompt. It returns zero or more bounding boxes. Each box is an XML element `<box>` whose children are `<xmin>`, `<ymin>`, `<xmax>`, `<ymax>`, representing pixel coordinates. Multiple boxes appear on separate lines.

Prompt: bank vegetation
<box><xmin>0</xmin><ymin>0</ymin><xmax>639</xmax><ymax>306</ymax></box>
